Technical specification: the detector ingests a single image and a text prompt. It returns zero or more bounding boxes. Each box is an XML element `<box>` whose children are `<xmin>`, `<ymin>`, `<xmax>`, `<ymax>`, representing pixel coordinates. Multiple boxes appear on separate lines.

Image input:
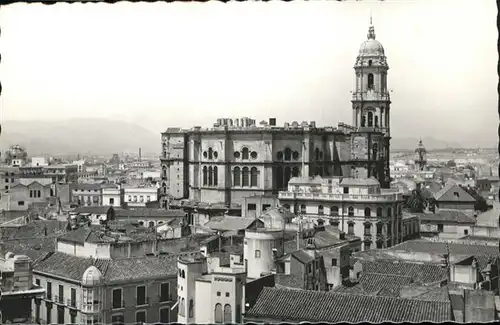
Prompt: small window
<box><xmin>343</xmin><ymin>187</ymin><xmax>349</xmax><ymax>194</ymax></box>
<box><xmin>255</xmin><ymin>250</ymin><xmax>261</xmax><ymax>258</ymax></box>
<box><xmin>217</xmin><ymin>291</ymin><xmax>221</xmax><ymax>297</ymax></box>
<box><xmin>331</xmin><ymin>258</ymin><xmax>337</xmax><ymax>266</ymax></box>
<box><xmin>247</xmin><ymin>204</ymin><xmax>257</xmax><ymax>211</ymax></box>
<box><xmin>18</xmin><ymin>201</ymin><xmax>25</xmax><ymax>206</ymax></box>
<box><xmin>225</xmin><ymin>292</ymin><xmax>230</xmax><ymax>297</ymax></box>
<box><xmin>438</xmin><ymin>224</ymin><xmax>444</xmax><ymax>232</ymax></box>
<box><xmin>464</xmin><ymin>229</ymin><xmax>469</xmax><ymax>235</ymax></box>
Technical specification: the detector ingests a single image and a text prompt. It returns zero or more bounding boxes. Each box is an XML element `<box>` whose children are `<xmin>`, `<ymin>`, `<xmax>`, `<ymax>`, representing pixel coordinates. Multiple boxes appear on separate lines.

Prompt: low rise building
<box><xmin>0</xmin><ymin>253</ymin><xmax>45</xmax><ymax>324</ymax></box>
<box><xmin>32</xmin><ymin>252</ymin><xmax>178</xmax><ymax>325</ymax></box>
<box><xmin>72</xmin><ymin>184</ymin><xmax>102</xmax><ymax>206</ymax></box>
<box><xmin>278</xmin><ymin>176</ymin><xmax>406</xmax><ymax>250</ymax></box>
<box><xmin>122</xmin><ymin>186</ymin><xmax>158</xmax><ymax>207</ymax></box>
<box><xmin>418</xmin><ymin>211</ymin><xmax>476</xmax><ymax>239</ymax></box>
<box><xmin>101</xmin><ymin>184</ymin><xmax>121</xmax><ymax>207</ymax></box>
<box><xmin>433</xmin><ymin>183</ymin><xmax>476</xmax><ymax>215</ymax></box>
<box><xmin>115</xmin><ymin>208</ymin><xmax>186</xmax><ymax>228</ymax></box>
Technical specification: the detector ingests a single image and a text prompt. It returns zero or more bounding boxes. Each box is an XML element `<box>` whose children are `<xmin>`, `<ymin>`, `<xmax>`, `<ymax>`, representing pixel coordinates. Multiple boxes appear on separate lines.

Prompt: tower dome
<box><xmin>358</xmin><ymin>22</ymin><xmax>385</xmax><ymax>57</ymax></box>
<box><xmin>82</xmin><ymin>265</ymin><xmax>103</xmax><ymax>287</ymax></box>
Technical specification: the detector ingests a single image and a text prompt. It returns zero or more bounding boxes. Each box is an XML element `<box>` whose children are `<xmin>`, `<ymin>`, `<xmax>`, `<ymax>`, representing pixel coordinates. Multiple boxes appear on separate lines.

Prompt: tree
<box><xmin>405</xmin><ymin>188</ymin><xmax>428</xmax><ymax>213</ymax></box>
<box><xmin>461</xmin><ymin>186</ymin><xmax>490</xmax><ymax>212</ymax></box>
<box><xmin>446</xmin><ymin>160</ymin><xmax>456</xmax><ymax>168</ymax></box>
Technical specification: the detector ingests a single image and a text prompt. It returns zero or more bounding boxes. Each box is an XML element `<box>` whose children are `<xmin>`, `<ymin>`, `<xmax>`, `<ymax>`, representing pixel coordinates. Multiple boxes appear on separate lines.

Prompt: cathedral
<box><xmin>160</xmin><ymin>20</ymin><xmax>392</xmax><ymax>207</ymax></box>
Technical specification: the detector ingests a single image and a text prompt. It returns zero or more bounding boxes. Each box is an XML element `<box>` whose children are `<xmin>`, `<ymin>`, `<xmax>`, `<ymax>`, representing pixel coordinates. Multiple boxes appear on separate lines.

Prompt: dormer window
<box><xmin>453</xmin><ymin>192</ymin><xmax>459</xmax><ymax>198</ymax></box>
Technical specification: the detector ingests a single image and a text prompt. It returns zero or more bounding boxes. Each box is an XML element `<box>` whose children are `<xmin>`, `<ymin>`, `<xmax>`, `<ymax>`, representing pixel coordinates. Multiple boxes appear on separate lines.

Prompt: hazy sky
<box><xmin>0</xmin><ymin>0</ymin><xmax>497</xmax><ymax>147</ymax></box>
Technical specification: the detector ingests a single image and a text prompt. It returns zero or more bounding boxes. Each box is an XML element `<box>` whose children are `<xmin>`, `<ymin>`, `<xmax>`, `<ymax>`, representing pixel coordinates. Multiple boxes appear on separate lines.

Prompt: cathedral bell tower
<box><xmin>350</xmin><ymin>18</ymin><xmax>392</xmax><ymax>187</ymax></box>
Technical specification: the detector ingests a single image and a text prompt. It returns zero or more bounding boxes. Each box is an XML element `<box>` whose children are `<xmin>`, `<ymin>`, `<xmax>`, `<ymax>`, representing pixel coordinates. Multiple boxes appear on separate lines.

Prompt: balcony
<box><xmin>54</xmin><ymin>295</ymin><xmax>64</xmax><ymax>304</ymax></box>
<box><xmin>278</xmin><ymin>191</ymin><xmax>403</xmax><ymax>202</ymax></box>
<box><xmin>67</xmin><ymin>299</ymin><xmax>77</xmax><ymax>309</ymax></box>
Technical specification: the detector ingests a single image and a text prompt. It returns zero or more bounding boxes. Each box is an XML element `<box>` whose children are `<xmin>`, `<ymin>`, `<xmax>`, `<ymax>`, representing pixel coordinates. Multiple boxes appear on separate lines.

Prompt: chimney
<box><xmin>139</xmin><ymin>148</ymin><xmax>142</xmax><ymax>162</ymax></box>
<box><xmin>269</xmin><ymin>118</ymin><xmax>276</xmax><ymax>126</ymax></box>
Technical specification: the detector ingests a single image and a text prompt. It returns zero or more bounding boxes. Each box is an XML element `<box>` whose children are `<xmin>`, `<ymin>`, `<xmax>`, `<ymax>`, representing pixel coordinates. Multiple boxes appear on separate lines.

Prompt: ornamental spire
<box><xmin>367</xmin><ymin>14</ymin><xmax>376</xmax><ymax>40</ymax></box>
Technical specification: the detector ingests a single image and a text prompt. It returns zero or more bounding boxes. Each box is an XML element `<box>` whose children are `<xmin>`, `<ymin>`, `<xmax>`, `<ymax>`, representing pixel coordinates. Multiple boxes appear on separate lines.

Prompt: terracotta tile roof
<box><xmin>291</xmin><ymin>250</ymin><xmax>316</xmax><ymax>265</ymax></box>
<box><xmin>73</xmin><ymin>206</ymin><xmax>113</xmax><ymax>215</ymax></box>
<box><xmin>359</xmin><ymin>260</ymin><xmax>448</xmax><ymax>284</ymax></box>
<box><xmin>333</xmin><ymin>273</ymin><xmax>414</xmax><ymax>297</ymax></box>
<box><xmin>391</xmin><ymin>240</ymin><xmax>500</xmax><ymax>259</ymax></box>
<box><xmin>245</xmin><ymin>287</ymin><xmax>452</xmax><ymax>323</ymax></box>
<box><xmin>274</xmin><ymin>274</ymin><xmax>305</xmax><ymax>290</ymax></box>
<box><xmin>434</xmin><ymin>183</ymin><xmax>476</xmax><ymax>202</ymax></box>
<box><xmin>34</xmin><ymin>251</ymin><xmax>177</xmax><ymax>283</ymax></box>
<box><xmin>204</xmin><ymin>216</ymin><xmax>262</xmax><ymax>231</ymax></box>
<box><xmin>417</xmin><ymin>211</ymin><xmax>476</xmax><ymax>224</ymax></box>
<box><xmin>115</xmin><ymin>208</ymin><xmax>185</xmax><ymax>218</ymax></box>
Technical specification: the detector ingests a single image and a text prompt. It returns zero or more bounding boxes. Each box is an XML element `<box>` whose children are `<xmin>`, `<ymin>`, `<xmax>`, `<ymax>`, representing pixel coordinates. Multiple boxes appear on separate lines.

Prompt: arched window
<box><xmin>189</xmin><ymin>299</ymin><xmax>194</xmax><ymax>318</ymax></box>
<box><xmin>233</xmin><ymin>167</ymin><xmax>241</xmax><ymax>186</ymax></box>
<box><xmin>348</xmin><ymin>206</ymin><xmax>354</xmax><ymax>217</ymax></box>
<box><xmin>242</xmin><ymin>167</ymin><xmax>249</xmax><ymax>187</ymax></box>
<box><xmin>208</xmin><ymin>166</ymin><xmax>213</xmax><ymax>186</ymax></box>
<box><xmin>372</xmin><ymin>143</ymin><xmax>378</xmax><ymax>160</ymax></box>
<box><xmin>300</xmin><ymin>204</ymin><xmax>306</xmax><ymax>214</ymax></box>
<box><xmin>284</xmin><ymin>167</ymin><xmax>291</xmax><ymax>186</ymax></box>
<box><xmin>364</xmin><ymin>207</ymin><xmax>371</xmax><ymax>217</ymax></box>
<box><xmin>277</xmin><ymin>151</ymin><xmax>283</xmax><ymax>160</ymax></box>
<box><xmin>331</xmin><ymin>206</ymin><xmax>339</xmax><ymax>216</ymax></box>
<box><xmin>292</xmin><ymin>167</ymin><xmax>300</xmax><ymax>177</ymax></box>
<box><xmin>180</xmin><ymin>298</ymin><xmax>186</xmax><ymax>317</ymax></box>
<box><xmin>284</xmin><ymin>148</ymin><xmax>292</xmax><ymax>161</ymax></box>
<box><xmin>368</xmin><ymin>112</ymin><xmax>373</xmax><ymax>127</ymax></box>
<box><xmin>223</xmin><ymin>304</ymin><xmax>232</xmax><ymax>323</ymax></box>
<box><xmin>361</xmin><ymin>116</ymin><xmax>366</xmax><ymax>127</ymax></box>
<box><xmin>318</xmin><ymin>205</ymin><xmax>324</xmax><ymax>215</ymax></box>
<box><xmin>376</xmin><ymin>207</ymin><xmax>383</xmax><ymax>217</ymax></box>
<box><xmin>162</xmin><ymin>166</ymin><xmax>167</xmax><ymax>178</ymax></box>
<box><xmin>250</xmin><ymin>167</ymin><xmax>258</xmax><ymax>187</ymax></box>
<box><xmin>242</xmin><ymin>147</ymin><xmax>249</xmax><ymax>160</ymax></box>
<box><xmin>213</xmin><ymin>166</ymin><xmax>218</xmax><ymax>186</ymax></box>
<box><xmin>203</xmin><ymin>167</ymin><xmax>208</xmax><ymax>186</ymax></box>
<box><xmin>315</xmin><ymin>148</ymin><xmax>320</xmax><ymax>160</ymax></box>
<box><xmin>388</xmin><ymin>207</ymin><xmax>392</xmax><ymax>217</ymax></box>
<box><xmin>214</xmin><ymin>303</ymin><xmax>223</xmax><ymax>323</ymax></box>
<box><xmin>50</xmin><ymin>188</ymin><xmax>54</xmax><ymax>196</ymax></box>
<box><xmin>374</xmin><ymin>115</ymin><xmax>379</xmax><ymax>127</ymax></box>
<box><xmin>368</xmin><ymin>73</ymin><xmax>374</xmax><ymax>89</ymax></box>
<box><xmin>208</xmin><ymin>148</ymin><xmax>213</xmax><ymax>160</ymax></box>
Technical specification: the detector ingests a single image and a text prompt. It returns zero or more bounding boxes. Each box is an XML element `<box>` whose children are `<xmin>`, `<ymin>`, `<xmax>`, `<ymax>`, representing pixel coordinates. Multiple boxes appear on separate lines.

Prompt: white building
<box><xmin>278</xmin><ymin>176</ymin><xmax>406</xmax><ymax>250</ymax></box>
<box><xmin>101</xmin><ymin>185</ymin><xmax>121</xmax><ymax>207</ymax></box>
<box><xmin>31</xmin><ymin>157</ymin><xmax>48</xmax><ymax>167</ymax></box>
<box><xmin>123</xmin><ymin>186</ymin><xmax>158</xmax><ymax>207</ymax></box>
<box><xmin>177</xmin><ymin>254</ymin><xmax>246</xmax><ymax>325</ymax></box>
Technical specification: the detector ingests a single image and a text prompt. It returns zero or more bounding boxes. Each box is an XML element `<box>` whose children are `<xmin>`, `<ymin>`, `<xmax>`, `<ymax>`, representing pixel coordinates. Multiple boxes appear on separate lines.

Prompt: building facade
<box><xmin>159</xmin><ymin>21</ymin><xmax>393</xmax><ymax>207</ymax></box>
<box><xmin>278</xmin><ymin>176</ymin><xmax>405</xmax><ymax>251</ymax></box>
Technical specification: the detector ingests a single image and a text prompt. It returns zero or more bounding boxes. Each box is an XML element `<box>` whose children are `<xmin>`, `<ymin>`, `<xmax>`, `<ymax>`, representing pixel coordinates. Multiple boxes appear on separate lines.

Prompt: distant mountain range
<box><xmin>391</xmin><ymin>137</ymin><xmax>463</xmax><ymax>151</ymax></box>
<box><xmin>0</xmin><ymin>118</ymin><xmax>465</xmax><ymax>156</ymax></box>
<box><xmin>0</xmin><ymin>119</ymin><xmax>160</xmax><ymax>156</ymax></box>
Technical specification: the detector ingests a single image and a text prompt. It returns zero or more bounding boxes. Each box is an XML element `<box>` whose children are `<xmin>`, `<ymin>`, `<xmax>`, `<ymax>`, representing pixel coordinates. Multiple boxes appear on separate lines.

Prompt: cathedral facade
<box><xmin>159</xmin><ymin>22</ymin><xmax>392</xmax><ymax>207</ymax></box>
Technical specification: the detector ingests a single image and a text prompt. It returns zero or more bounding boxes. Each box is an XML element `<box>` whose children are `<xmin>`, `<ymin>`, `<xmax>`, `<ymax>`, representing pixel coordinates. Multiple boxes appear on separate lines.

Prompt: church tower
<box><xmin>350</xmin><ymin>18</ymin><xmax>392</xmax><ymax>187</ymax></box>
<box><xmin>415</xmin><ymin>139</ymin><xmax>427</xmax><ymax>171</ymax></box>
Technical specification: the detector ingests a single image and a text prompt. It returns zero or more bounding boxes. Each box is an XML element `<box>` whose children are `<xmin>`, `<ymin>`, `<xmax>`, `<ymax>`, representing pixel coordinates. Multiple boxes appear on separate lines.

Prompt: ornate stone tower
<box><xmin>415</xmin><ymin>139</ymin><xmax>427</xmax><ymax>171</ymax></box>
<box><xmin>350</xmin><ymin>18</ymin><xmax>391</xmax><ymax>187</ymax></box>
